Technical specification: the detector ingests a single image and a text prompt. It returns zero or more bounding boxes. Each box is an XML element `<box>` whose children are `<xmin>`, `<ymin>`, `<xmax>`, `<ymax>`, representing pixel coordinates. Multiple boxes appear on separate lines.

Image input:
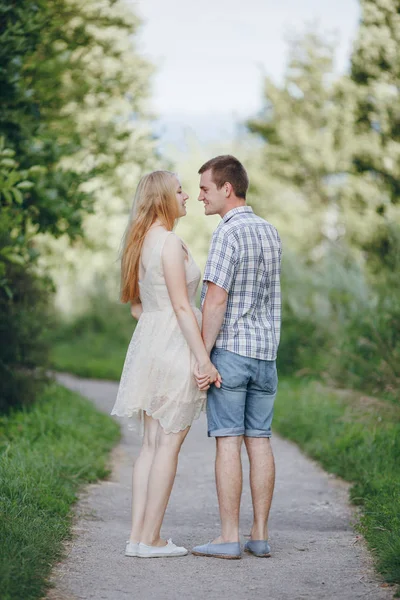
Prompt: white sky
<box><xmin>130</xmin><ymin>0</ymin><xmax>360</xmax><ymax>142</ymax></box>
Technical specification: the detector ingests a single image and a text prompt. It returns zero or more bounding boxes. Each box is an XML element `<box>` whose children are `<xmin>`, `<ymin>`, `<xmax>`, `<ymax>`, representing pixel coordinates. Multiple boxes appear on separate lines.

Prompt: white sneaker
<box><xmin>137</xmin><ymin>538</ymin><xmax>188</xmax><ymax>558</ymax></box>
<box><xmin>125</xmin><ymin>540</ymin><xmax>139</xmax><ymax>557</ymax></box>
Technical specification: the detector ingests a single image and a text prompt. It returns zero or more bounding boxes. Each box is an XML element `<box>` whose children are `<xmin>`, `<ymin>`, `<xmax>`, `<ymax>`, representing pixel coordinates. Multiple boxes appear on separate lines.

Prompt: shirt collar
<box><xmin>222</xmin><ymin>205</ymin><xmax>253</xmax><ymax>223</ymax></box>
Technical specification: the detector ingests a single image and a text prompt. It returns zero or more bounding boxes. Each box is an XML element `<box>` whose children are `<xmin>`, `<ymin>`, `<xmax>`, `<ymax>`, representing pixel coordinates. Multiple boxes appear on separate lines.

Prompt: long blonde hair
<box><xmin>120</xmin><ymin>170</ymin><xmax>179</xmax><ymax>303</ymax></box>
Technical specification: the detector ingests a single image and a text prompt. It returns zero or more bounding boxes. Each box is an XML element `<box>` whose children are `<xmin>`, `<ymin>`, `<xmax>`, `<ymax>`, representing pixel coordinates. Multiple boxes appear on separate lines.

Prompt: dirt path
<box><xmin>49</xmin><ymin>374</ymin><xmax>393</xmax><ymax>600</ymax></box>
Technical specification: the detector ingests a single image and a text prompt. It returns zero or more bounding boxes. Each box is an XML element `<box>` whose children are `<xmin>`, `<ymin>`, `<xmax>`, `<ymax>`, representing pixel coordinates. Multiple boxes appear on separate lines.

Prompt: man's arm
<box><xmin>194</xmin><ymin>282</ymin><xmax>227</xmax><ymax>389</ymax></box>
<box><xmin>201</xmin><ymin>282</ymin><xmax>228</xmax><ymax>354</ymax></box>
<box><xmin>196</xmin><ymin>228</ymin><xmax>235</xmax><ymax>388</ymax></box>
<box><xmin>200</xmin><ymin>229</ymin><xmax>235</xmax><ymax>354</ymax></box>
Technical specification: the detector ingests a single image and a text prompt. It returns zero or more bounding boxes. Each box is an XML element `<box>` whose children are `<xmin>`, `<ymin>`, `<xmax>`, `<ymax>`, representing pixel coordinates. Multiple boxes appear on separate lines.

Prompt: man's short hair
<box><xmin>198</xmin><ymin>155</ymin><xmax>249</xmax><ymax>199</ymax></box>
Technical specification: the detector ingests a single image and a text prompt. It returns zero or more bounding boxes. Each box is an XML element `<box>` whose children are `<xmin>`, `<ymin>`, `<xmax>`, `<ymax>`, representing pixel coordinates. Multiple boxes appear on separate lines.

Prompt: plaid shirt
<box><xmin>201</xmin><ymin>206</ymin><xmax>282</xmax><ymax>360</ymax></box>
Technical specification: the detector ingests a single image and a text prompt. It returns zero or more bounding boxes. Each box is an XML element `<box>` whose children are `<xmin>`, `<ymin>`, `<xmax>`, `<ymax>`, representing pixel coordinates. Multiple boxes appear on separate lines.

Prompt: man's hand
<box><xmin>194</xmin><ymin>363</ymin><xmax>222</xmax><ymax>391</ymax></box>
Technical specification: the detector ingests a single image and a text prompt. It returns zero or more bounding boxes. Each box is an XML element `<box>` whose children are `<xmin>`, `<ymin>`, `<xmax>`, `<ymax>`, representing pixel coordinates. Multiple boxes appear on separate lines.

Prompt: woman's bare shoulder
<box><xmin>163</xmin><ymin>232</ymin><xmax>189</xmax><ymax>260</ymax></box>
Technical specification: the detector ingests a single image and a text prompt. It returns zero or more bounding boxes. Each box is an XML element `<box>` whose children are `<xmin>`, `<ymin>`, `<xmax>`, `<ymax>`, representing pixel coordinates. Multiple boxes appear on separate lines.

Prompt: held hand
<box><xmin>194</xmin><ymin>362</ymin><xmax>222</xmax><ymax>391</ymax></box>
<box><xmin>194</xmin><ymin>367</ymin><xmax>214</xmax><ymax>391</ymax></box>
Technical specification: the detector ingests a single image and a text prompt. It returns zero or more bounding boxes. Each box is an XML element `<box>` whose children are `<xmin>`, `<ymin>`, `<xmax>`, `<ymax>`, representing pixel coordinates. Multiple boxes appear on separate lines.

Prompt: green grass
<box><xmin>0</xmin><ymin>382</ymin><xmax>120</xmax><ymax>600</ymax></box>
<box><xmin>51</xmin><ymin>332</ymin><xmax>128</xmax><ymax>380</ymax></box>
<box><xmin>274</xmin><ymin>377</ymin><xmax>400</xmax><ymax>593</ymax></box>
<box><xmin>49</xmin><ymin>302</ymin><xmax>134</xmax><ymax>380</ymax></box>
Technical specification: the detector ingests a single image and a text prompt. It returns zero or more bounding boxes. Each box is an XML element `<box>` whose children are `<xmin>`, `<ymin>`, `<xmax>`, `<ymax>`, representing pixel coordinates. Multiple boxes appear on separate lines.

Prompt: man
<box><xmin>192</xmin><ymin>155</ymin><xmax>282</xmax><ymax>560</ymax></box>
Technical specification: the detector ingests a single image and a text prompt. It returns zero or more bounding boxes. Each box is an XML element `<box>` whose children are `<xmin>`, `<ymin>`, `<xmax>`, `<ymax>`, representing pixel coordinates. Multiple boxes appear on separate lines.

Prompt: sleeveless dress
<box><xmin>111</xmin><ymin>231</ymin><xmax>206</xmax><ymax>434</ymax></box>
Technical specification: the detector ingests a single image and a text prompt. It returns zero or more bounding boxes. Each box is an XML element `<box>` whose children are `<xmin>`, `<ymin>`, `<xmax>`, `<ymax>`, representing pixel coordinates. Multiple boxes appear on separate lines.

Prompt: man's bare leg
<box><xmin>212</xmin><ymin>435</ymin><xmax>243</xmax><ymax>544</ymax></box>
<box><xmin>244</xmin><ymin>437</ymin><xmax>275</xmax><ymax>540</ymax></box>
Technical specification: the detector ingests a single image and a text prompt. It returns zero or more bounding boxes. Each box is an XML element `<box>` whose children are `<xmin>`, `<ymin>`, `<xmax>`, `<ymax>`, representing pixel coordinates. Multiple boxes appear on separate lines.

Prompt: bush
<box><xmin>0</xmin><ymin>151</ymin><xmax>54</xmax><ymax>411</ymax></box>
<box><xmin>278</xmin><ymin>243</ymin><xmax>400</xmax><ymax>400</ymax></box>
<box><xmin>0</xmin><ymin>262</ymin><xmax>52</xmax><ymax>413</ymax></box>
<box><xmin>331</xmin><ymin>288</ymin><xmax>400</xmax><ymax>401</ymax></box>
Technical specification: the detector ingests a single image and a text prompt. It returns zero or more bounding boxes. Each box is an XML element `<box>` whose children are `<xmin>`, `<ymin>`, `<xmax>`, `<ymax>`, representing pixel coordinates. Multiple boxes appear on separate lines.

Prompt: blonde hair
<box><xmin>120</xmin><ymin>170</ymin><xmax>179</xmax><ymax>303</ymax></box>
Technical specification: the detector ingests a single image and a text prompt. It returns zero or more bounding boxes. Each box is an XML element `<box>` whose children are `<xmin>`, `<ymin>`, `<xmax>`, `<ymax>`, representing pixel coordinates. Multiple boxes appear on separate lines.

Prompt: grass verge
<box><xmin>274</xmin><ymin>377</ymin><xmax>400</xmax><ymax>593</ymax></box>
<box><xmin>51</xmin><ymin>331</ymin><xmax>128</xmax><ymax>380</ymax></box>
<box><xmin>0</xmin><ymin>382</ymin><xmax>120</xmax><ymax>600</ymax></box>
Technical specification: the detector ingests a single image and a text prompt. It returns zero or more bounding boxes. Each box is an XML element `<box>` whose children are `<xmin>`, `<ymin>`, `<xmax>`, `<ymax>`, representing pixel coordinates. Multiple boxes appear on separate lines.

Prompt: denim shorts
<box><xmin>207</xmin><ymin>348</ymin><xmax>278</xmax><ymax>438</ymax></box>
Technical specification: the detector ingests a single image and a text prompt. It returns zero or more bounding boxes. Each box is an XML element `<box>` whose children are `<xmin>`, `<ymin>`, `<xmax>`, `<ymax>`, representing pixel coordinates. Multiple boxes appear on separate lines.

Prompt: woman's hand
<box><xmin>130</xmin><ymin>302</ymin><xmax>143</xmax><ymax>320</ymax></box>
<box><xmin>194</xmin><ymin>361</ymin><xmax>222</xmax><ymax>391</ymax></box>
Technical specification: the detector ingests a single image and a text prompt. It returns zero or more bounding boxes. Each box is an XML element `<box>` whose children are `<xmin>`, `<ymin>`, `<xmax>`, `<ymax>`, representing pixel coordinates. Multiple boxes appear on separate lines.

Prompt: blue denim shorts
<box><xmin>207</xmin><ymin>348</ymin><xmax>277</xmax><ymax>438</ymax></box>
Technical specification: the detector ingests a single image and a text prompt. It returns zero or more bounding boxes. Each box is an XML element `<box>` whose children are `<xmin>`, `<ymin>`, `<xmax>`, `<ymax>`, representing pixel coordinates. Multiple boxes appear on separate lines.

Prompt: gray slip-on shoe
<box><xmin>244</xmin><ymin>540</ymin><xmax>271</xmax><ymax>557</ymax></box>
<box><xmin>192</xmin><ymin>541</ymin><xmax>241</xmax><ymax>559</ymax></box>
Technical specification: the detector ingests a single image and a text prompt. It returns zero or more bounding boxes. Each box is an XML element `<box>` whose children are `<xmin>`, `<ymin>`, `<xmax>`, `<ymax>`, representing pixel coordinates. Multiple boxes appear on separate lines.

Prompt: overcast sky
<box><xmin>131</xmin><ymin>0</ymin><xmax>360</xmax><ymax>143</ymax></box>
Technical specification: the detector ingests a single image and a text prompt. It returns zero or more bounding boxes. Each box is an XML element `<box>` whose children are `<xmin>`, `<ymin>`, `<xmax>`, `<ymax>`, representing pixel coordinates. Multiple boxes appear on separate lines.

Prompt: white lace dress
<box><xmin>111</xmin><ymin>231</ymin><xmax>206</xmax><ymax>434</ymax></box>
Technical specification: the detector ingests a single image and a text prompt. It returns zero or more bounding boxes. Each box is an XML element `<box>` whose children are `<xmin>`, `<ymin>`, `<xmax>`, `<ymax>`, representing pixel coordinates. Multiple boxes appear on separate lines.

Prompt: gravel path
<box><xmin>48</xmin><ymin>374</ymin><xmax>393</xmax><ymax>600</ymax></box>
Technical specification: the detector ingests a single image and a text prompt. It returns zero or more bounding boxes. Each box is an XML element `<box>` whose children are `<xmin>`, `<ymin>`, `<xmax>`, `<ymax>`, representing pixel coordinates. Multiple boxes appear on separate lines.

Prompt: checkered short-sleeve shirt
<box><xmin>201</xmin><ymin>206</ymin><xmax>282</xmax><ymax>361</ymax></box>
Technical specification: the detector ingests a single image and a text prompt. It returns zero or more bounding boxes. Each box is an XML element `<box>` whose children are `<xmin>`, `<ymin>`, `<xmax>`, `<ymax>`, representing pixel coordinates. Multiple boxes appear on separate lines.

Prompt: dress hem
<box><xmin>110</xmin><ymin>404</ymin><xmax>205</xmax><ymax>435</ymax></box>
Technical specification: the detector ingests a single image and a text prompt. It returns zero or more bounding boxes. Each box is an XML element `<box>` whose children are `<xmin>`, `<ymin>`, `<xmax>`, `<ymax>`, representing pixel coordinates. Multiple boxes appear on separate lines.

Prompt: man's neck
<box><xmin>219</xmin><ymin>199</ymin><xmax>246</xmax><ymax>218</ymax></box>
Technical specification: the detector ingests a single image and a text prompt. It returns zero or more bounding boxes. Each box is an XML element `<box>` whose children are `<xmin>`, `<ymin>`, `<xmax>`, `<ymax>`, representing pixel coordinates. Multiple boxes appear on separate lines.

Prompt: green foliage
<box><xmin>34</xmin><ymin>0</ymin><xmax>159</xmax><ymax>313</ymax></box>
<box><xmin>0</xmin><ymin>382</ymin><xmax>120</xmax><ymax>600</ymax></box>
<box><xmin>247</xmin><ymin>30</ymin><xmax>351</xmax><ymax>252</ymax></box>
<box><xmin>331</xmin><ymin>288</ymin><xmax>400</xmax><ymax>400</ymax></box>
<box><xmin>0</xmin><ymin>0</ymin><xmax>156</xmax><ymax>408</ymax></box>
<box><xmin>0</xmin><ymin>0</ymin><xmax>45</xmax><ymax>144</ymax></box>
<box><xmin>246</xmin><ymin>22</ymin><xmax>400</xmax><ymax>400</ymax></box>
<box><xmin>1</xmin><ymin>0</ymin><xmax>156</xmax><ymax>245</ymax></box>
<box><xmin>274</xmin><ymin>378</ymin><xmax>400</xmax><ymax>590</ymax></box>
<box><xmin>351</xmin><ymin>0</ymin><xmax>400</xmax><ymax>207</ymax></box>
<box><xmin>276</xmin><ymin>242</ymin><xmax>400</xmax><ymax>398</ymax></box>
<box><xmin>0</xmin><ymin>0</ymin><xmax>91</xmax><ymax>240</ymax></box>
<box><xmin>0</xmin><ymin>264</ymin><xmax>51</xmax><ymax>413</ymax></box>
<box><xmin>0</xmin><ymin>139</ymin><xmax>52</xmax><ymax>412</ymax></box>
<box><xmin>248</xmin><ymin>30</ymin><xmax>338</xmax><ymax>199</ymax></box>
<box><xmin>0</xmin><ymin>139</ymin><xmax>46</xmax><ymax>276</ymax></box>
<box><xmin>247</xmin><ymin>27</ymin><xmax>400</xmax><ymax>262</ymax></box>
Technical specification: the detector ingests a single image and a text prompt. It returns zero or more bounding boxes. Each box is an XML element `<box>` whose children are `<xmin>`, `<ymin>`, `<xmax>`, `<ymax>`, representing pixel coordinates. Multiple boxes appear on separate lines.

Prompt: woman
<box><xmin>111</xmin><ymin>170</ymin><xmax>220</xmax><ymax>558</ymax></box>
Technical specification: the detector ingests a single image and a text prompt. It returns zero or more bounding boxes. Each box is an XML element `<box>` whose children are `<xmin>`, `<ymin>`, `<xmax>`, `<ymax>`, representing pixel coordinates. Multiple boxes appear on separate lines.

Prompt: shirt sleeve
<box><xmin>203</xmin><ymin>229</ymin><xmax>237</xmax><ymax>293</ymax></box>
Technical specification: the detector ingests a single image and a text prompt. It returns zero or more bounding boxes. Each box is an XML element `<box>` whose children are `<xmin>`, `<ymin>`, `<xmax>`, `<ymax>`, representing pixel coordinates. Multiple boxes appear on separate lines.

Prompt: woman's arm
<box><xmin>162</xmin><ymin>235</ymin><xmax>219</xmax><ymax>382</ymax></box>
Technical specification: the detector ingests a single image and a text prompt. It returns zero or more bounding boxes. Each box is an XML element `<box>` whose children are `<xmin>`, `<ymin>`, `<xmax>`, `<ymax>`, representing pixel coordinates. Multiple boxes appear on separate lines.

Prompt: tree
<box><xmin>0</xmin><ymin>0</ymin><xmax>157</xmax><ymax>407</ymax></box>
<box><xmin>247</xmin><ymin>30</ymin><xmax>356</xmax><ymax>254</ymax></box>
<box><xmin>247</xmin><ymin>25</ymin><xmax>400</xmax><ymax>266</ymax></box>
<box><xmin>0</xmin><ymin>0</ymin><xmax>91</xmax><ymax>241</ymax></box>
<box><xmin>246</xmin><ymin>23</ymin><xmax>400</xmax><ymax>396</ymax></box>
<box><xmin>349</xmin><ymin>0</ymin><xmax>400</xmax><ymax>269</ymax></box>
<box><xmin>35</xmin><ymin>0</ymin><xmax>159</xmax><ymax>313</ymax></box>
<box><xmin>351</xmin><ymin>0</ymin><xmax>400</xmax><ymax>208</ymax></box>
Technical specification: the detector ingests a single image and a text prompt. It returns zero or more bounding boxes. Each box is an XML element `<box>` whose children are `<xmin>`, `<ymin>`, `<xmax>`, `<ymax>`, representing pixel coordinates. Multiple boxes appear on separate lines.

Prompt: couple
<box><xmin>111</xmin><ymin>155</ymin><xmax>282</xmax><ymax>560</ymax></box>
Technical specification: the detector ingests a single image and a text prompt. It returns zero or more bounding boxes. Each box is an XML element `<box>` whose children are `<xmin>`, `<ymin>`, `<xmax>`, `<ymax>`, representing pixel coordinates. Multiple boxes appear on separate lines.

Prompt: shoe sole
<box><xmin>137</xmin><ymin>551</ymin><xmax>188</xmax><ymax>558</ymax></box>
<box><xmin>244</xmin><ymin>548</ymin><xmax>271</xmax><ymax>558</ymax></box>
<box><xmin>191</xmin><ymin>551</ymin><xmax>241</xmax><ymax>560</ymax></box>
<box><xmin>125</xmin><ymin>551</ymin><xmax>138</xmax><ymax>557</ymax></box>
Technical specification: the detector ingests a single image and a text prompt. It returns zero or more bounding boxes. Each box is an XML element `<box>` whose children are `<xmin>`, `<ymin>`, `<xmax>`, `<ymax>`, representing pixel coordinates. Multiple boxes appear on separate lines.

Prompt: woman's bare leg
<box><xmin>129</xmin><ymin>414</ymin><xmax>159</xmax><ymax>542</ymax></box>
<box><xmin>140</xmin><ymin>422</ymin><xmax>190</xmax><ymax>546</ymax></box>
